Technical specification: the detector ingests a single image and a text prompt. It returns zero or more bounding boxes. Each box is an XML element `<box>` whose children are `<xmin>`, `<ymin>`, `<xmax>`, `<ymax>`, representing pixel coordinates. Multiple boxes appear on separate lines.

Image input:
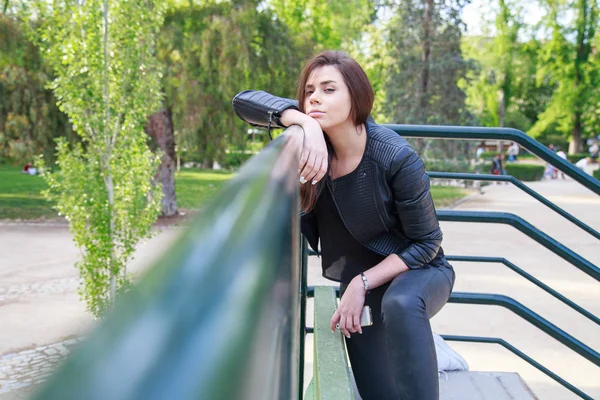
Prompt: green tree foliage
<box><xmin>160</xmin><ymin>0</ymin><xmax>311</xmax><ymax>167</ymax></box>
<box><xmin>27</xmin><ymin>0</ymin><xmax>165</xmax><ymax>317</ymax></box>
<box><xmin>0</xmin><ymin>15</ymin><xmax>73</xmax><ymax>164</ymax></box>
<box><xmin>384</xmin><ymin>0</ymin><xmax>472</xmax><ymax>126</ymax></box>
<box><xmin>531</xmin><ymin>0</ymin><xmax>598</xmax><ymax>152</ymax></box>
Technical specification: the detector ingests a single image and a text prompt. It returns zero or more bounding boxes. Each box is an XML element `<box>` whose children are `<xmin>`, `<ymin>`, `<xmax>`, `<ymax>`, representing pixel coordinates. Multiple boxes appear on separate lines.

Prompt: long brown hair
<box><xmin>297</xmin><ymin>51</ymin><xmax>374</xmax><ymax>213</ymax></box>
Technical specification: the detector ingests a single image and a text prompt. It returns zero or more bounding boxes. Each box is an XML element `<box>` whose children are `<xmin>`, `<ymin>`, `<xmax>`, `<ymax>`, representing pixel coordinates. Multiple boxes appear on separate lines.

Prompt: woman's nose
<box><xmin>309</xmin><ymin>92</ymin><xmax>321</xmax><ymax>104</ymax></box>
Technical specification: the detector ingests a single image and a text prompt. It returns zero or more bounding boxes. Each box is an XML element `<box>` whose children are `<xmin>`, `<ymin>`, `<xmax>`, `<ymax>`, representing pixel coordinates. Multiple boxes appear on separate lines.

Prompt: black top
<box><xmin>315</xmin><ymin>176</ymin><xmax>386</xmax><ymax>283</ymax></box>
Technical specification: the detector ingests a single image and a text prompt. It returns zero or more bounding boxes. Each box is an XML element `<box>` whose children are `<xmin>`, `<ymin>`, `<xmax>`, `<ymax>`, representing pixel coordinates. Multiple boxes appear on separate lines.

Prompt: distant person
<box><xmin>555</xmin><ymin>149</ymin><xmax>567</xmax><ymax>179</ymax></box>
<box><xmin>21</xmin><ymin>163</ymin><xmax>37</xmax><ymax>175</ymax></box>
<box><xmin>491</xmin><ymin>153</ymin><xmax>506</xmax><ymax>183</ymax></box>
<box><xmin>506</xmin><ymin>142</ymin><xmax>519</xmax><ymax>162</ymax></box>
<box><xmin>590</xmin><ymin>141</ymin><xmax>599</xmax><ymax>162</ymax></box>
<box><xmin>475</xmin><ymin>142</ymin><xmax>485</xmax><ymax>160</ymax></box>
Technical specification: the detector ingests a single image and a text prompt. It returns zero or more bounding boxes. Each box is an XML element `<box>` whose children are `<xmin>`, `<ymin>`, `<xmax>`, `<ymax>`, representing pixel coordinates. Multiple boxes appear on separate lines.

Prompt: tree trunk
<box><xmin>570</xmin><ymin>114</ymin><xmax>583</xmax><ymax>153</ymax></box>
<box><xmin>497</xmin><ymin>88</ymin><xmax>506</xmax><ymax>152</ymax></box>
<box><xmin>146</xmin><ymin>108</ymin><xmax>178</xmax><ymax>216</ymax></box>
<box><xmin>418</xmin><ymin>0</ymin><xmax>433</xmax><ymax>123</ymax></box>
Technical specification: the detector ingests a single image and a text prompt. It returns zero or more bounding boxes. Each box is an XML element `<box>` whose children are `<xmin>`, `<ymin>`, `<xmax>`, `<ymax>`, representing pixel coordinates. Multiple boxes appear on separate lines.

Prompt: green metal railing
<box><xmin>437</xmin><ymin>210</ymin><xmax>600</xmax><ymax>281</ymax></box>
<box><xmin>380</xmin><ymin>124</ymin><xmax>600</xmax><ymax>399</ymax></box>
<box><xmin>444</xmin><ymin>256</ymin><xmax>600</xmax><ymax>326</ymax></box>
<box><xmin>383</xmin><ymin>124</ymin><xmax>600</xmax><ymax>195</ymax></box>
<box><xmin>32</xmin><ymin>128</ymin><xmax>305</xmax><ymax>400</ymax></box>
<box><xmin>428</xmin><ymin>172</ymin><xmax>600</xmax><ymax>241</ymax></box>
<box><xmin>441</xmin><ymin>335</ymin><xmax>594</xmax><ymax>400</ymax></box>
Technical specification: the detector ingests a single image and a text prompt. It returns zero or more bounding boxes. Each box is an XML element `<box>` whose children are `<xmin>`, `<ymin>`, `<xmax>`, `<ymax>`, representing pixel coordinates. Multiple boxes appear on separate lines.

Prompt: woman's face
<box><xmin>303</xmin><ymin>65</ymin><xmax>352</xmax><ymax>131</ymax></box>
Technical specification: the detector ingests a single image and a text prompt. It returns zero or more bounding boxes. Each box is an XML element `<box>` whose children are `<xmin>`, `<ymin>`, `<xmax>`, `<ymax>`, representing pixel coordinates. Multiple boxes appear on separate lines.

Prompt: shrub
<box><xmin>222</xmin><ymin>151</ymin><xmax>254</xmax><ymax>169</ymax></box>
<box><xmin>480</xmin><ymin>151</ymin><xmax>536</xmax><ymax>160</ymax></box>
<box><xmin>485</xmin><ymin>163</ymin><xmax>545</xmax><ymax>181</ymax></box>
<box><xmin>593</xmin><ymin>169</ymin><xmax>599</xmax><ymax>180</ymax></box>
<box><xmin>424</xmin><ymin>159</ymin><xmax>473</xmax><ymax>173</ymax></box>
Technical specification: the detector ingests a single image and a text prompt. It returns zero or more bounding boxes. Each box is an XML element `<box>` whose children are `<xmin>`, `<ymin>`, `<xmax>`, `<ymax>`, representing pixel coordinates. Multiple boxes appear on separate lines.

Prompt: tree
<box><xmin>531</xmin><ymin>0</ymin><xmax>598</xmax><ymax>153</ymax></box>
<box><xmin>384</xmin><ymin>0</ymin><xmax>472</xmax><ymax>127</ymax></box>
<box><xmin>27</xmin><ymin>0</ymin><xmax>165</xmax><ymax>317</ymax></box>
<box><xmin>160</xmin><ymin>0</ymin><xmax>310</xmax><ymax>168</ymax></box>
<box><xmin>0</xmin><ymin>14</ymin><xmax>74</xmax><ymax>164</ymax></box>
<box><xmin>383</xmin><ymin>0</ymin><xmax>473</xmax><ymax>160</ymax></box>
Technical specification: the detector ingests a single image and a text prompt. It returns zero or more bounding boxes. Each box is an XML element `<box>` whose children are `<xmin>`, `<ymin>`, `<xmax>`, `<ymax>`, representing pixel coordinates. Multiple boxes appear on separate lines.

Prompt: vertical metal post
<box><xmin>298</xmin><ymin>238</ymin><xmax>309</xmax><ymax>399</ymax></box>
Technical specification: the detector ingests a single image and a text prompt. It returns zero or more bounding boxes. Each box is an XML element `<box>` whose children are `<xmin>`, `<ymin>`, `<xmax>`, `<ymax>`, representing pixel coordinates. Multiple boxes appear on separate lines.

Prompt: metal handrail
<box><xmin>441</xmin><ymin>335</ymin><xmax>593</xmax><ymax>400</ymax></box>
<box><xmin>32</xmin><ymin>128</ymin><xmax>305</xmax><ymax>400</ymax></box>
<box><xmin>383</xmin><ymin>124</ymin><xmax>600</xmax><ymax>195</ymax></box>
<box><xmin>437</xmin><ymin>210</ymin><xmax>600</xmax><ymax>281</ymax></box>
<box><xmin>445</xmin><ymin>255</ymin><xmax>600</xmax><ymax>325</ymax></box>
<box><xmin>429</xmin><ymin>172</ymin><xmax>600</xmax><ymax>241</ymax></box>
<box><xmin>449</xmin><ymin>293</ymin><xmax>600</xmax><ymax>367</ymax></box>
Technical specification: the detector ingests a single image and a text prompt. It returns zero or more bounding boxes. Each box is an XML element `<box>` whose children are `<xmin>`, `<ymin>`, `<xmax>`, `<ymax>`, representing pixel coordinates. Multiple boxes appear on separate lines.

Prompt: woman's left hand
<box><xmin>330</xmin><ymin>276</ymin><xmax>366</xmax><ymax>338</ymax></box>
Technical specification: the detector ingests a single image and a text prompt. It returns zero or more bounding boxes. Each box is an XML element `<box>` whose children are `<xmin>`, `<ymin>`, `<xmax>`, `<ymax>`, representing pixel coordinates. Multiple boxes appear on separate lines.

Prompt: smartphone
<box><xmin>360</xmin><ymin>305</ymin><xmax>373</xmax><ymax>327</ymax></box>
<box><xmin>336</xmin><ymin>305</ymin><xmax>373</xmax><ymax>330</ymax></box>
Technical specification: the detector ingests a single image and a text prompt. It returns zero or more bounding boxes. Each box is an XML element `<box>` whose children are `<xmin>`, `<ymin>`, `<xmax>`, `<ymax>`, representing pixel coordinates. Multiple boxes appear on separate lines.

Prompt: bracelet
<box><xmin>360</xmin><ymin>272</ymin><xmax>370</xmax><ymax>294</ymax></box>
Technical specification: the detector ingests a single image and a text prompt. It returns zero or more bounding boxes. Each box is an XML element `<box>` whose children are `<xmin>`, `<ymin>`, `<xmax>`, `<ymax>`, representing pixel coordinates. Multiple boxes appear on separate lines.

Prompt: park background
<box><xmin>0</xmin><ymin>0</ymin><xmax>599</xmax><ymax>399</ymax></box>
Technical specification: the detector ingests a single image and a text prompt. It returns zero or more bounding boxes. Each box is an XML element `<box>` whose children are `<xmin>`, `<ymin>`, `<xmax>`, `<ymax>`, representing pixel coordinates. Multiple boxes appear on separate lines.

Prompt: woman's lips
<box><xmin>308</xmin><ymin>111</ymin><xmax>325</xmax><ymax>117</ymax></box>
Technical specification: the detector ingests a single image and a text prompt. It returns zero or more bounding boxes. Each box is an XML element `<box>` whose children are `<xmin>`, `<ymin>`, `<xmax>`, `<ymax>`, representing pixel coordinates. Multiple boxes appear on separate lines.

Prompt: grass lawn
<box><xmin>0</xmin><ymin>166</ymin><xmax>55</xmax><ymax>219</ymax></box>
<box><xmin>0</xmin><ymin>166</ymin><xmax>469</xmax><ymax>220</ymax></box>
<box><xmin>430</xmin><ymin>186</ymin><xmax>472</xmax><ymax>208</ymax></box>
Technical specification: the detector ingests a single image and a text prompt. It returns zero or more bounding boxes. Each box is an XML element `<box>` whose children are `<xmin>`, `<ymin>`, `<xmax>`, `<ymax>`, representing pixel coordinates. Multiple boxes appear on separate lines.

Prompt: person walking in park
<box><xmin>232</xmin><ymin>51</ymin><xmax>458</xmax><ymax>400</ymax></box>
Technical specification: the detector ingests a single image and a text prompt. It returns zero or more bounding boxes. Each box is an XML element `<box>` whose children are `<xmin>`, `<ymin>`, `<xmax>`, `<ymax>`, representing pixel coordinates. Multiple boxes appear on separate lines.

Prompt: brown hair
<box><xmin>297</xmin><ymin>51</ymin><xmax>374</xmax><ymax>213</ymax></box>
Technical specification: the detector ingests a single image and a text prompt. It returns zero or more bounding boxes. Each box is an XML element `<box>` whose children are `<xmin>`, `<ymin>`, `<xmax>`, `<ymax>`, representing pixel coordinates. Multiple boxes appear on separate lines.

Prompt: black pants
<box><xmin>340</xmin><ymin>264</ymin><xmax>455</xmax><ymax>400</ymax></box>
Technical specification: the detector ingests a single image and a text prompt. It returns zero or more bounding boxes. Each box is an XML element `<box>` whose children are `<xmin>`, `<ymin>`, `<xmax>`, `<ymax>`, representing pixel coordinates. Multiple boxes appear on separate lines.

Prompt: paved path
<box><xmin>0</xmin><ymin>179</ymin><xmax>598</xmax><ymax>398</ymax></box>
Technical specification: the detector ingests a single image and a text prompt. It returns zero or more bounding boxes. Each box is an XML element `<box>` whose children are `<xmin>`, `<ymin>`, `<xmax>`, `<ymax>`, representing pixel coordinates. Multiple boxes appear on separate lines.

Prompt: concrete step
<box><xmin>440</xmin><ymin>371</ymin><xmax>537</xmax><ymax>400</ymax></box>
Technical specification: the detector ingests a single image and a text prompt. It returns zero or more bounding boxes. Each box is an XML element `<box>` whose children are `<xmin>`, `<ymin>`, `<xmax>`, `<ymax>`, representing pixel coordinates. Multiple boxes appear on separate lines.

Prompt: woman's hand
<box><xmin>280</xmin><ymin>109</ymin><xmax>328</xmax><ymax>185</ymax></box>
<box><xmin>330</xmin><ymin>276</ymin><xmax>366</xmax><ymax>338</ymax></box>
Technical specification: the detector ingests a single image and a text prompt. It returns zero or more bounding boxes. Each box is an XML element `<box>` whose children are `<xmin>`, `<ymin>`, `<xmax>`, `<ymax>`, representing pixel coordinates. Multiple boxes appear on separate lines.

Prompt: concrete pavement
<box><xmin>0</xmin><ymin>178</ymin><xmax>599</xmax><ymax>398</ymax></box>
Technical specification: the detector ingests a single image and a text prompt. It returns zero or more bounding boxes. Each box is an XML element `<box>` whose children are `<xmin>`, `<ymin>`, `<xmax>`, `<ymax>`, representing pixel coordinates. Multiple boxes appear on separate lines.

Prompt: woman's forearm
<box><xmin>281</xmin><ymin>108</ymin><xmax>316</xmax><ymax>129</ymax></box>
<box><xmin>353</xmin><ymin>254</ymin><xmax>409</xmax><ymax>292</ymax></box>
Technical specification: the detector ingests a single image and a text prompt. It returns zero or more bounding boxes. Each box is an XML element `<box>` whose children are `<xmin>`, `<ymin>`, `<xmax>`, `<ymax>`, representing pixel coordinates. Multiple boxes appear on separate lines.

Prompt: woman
<box><xmin>232</xmin><ymin>51</ymin><xmax>455</xmax><ymax>400</ymax></box>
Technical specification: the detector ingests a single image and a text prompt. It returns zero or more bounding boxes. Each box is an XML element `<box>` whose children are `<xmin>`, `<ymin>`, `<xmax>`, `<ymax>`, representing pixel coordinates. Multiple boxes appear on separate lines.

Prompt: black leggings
<box><xmin>340</xmin><ymin>264</ymin><xmax>455</xmax><ymax>400</ymax></box>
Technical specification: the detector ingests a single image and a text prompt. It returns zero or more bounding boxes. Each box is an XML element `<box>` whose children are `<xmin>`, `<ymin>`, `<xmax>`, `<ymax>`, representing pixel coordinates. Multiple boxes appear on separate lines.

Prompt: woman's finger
<box><xmin>330</xmin><ymin>310</ymin><xmax>340</xmax><ymax>332</ymax></box>
<box><xmin>298</xmin><ymin>149</ymin><xmax>309</xmax><ymax>173</ymax></box>
<box><xmin>339</xmin><ymin>315</ymin><xmax>350</xmax><ymax>338</ymax></box>
<box><xmin>346</xmin><ymin>314</ymin><xmax>357</xmax><ymax>333</ymax></box>
<box><xmin>312</xmin><ymin>156</ymin><xmax>328</xmax><ymax>184</ymax></box>
<box><xmin>353</xmin><ymin>314</ymin><xmax>362</xmax><ymax>334</ymax></box>
<box><xmin>300</xmin><ymin>152</ymin><xmax>317</xmax><ymax>183</ymax></box>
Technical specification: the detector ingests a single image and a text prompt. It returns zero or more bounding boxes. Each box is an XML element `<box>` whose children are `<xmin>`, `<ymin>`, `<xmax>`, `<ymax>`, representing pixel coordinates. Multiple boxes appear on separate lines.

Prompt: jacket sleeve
<box><xmin>390</xmin><ymin>146</ymin><xmax>442</xmax><ymax>269</ymax></box>
<box><xmin>232</xmin><ymin>90</ymin><xmax>299</xmax><ymax>128</ymax></box>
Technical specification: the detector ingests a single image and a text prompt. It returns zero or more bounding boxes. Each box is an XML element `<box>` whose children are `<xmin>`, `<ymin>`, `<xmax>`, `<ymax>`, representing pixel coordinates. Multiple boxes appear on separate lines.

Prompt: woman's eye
<box><xmin>305</xmin><ymin>90</ymin><xmax>314</xmax><ymax>95</ymax></box>
<box><xmin>325</xmin><ymin>88</ymin><xmax>335</xmax><ymax>93</ymax></box>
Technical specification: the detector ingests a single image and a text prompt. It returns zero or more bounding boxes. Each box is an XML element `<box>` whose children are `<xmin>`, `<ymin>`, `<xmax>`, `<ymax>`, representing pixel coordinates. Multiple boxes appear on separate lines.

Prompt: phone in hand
<box><xmin>336</xmin><ymin>305</ymin><xmax>373</xmax><ymax>330</ymax></box>
<box><xmin>360</xmin><ymin>305</ymin><xmax>373</xmax><ymax>327</ymax></box>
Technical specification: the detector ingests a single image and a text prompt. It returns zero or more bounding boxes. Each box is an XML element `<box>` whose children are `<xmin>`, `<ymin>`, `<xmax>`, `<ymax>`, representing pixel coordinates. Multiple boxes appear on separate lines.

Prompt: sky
<box><xmin>462</xmin><ymin>0</ymin><xmax>545</xmax><ymax>37</ymax></box>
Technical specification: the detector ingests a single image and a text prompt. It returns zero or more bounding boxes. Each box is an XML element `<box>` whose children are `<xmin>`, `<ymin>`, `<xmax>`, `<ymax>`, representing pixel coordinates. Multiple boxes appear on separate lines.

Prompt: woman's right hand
<box><xmin>281</xmin><ymin>109</ymin><xmax>328</xmax><ymax>185</ymax></box>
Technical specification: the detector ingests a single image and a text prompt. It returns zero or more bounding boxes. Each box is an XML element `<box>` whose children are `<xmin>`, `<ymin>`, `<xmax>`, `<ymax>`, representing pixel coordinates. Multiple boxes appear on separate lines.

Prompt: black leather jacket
<box><xmin>232</xmin><ymin>90</ymin><xmax>450</xmax><ymax>270</ymax></box>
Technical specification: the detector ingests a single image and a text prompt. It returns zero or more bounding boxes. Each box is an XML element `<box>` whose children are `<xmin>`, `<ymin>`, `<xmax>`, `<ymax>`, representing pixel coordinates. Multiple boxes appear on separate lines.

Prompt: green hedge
<box><xmin>480</xmin><ymin>151</ymin><xmax>536</xmax><ymax>160</ymax></box>
<box><xmin>424</xmin><ymin>159</ymin><xmax>473</xmax><ymax>173</ymax></box>
<box><xmin>593</xmin><ymin>169</ymin><xmax>600</xmax><ymax>180</ymax></box>
<box><xmin>485</xmin><ymin>163</ymin><xmax>545</xmax><ymax>181</ymax></box>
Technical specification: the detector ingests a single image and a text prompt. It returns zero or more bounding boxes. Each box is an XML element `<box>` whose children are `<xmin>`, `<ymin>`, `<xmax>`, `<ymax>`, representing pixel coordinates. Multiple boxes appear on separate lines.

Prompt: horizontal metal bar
<box><xmin>382</xmin><ymin>124</ymin><xmax>600</xmax><ymax>196</ymax></box>
<box><xmin>306</xmin><ymin>327</ymin><xmax>314</xmax><ymax>334</ymax></box>
<box><xmin>438</xmin><ymin>210</ymin><xmax>600</xmax><ymax>281</ymax></box>
<box><xmin>442</xmin><ymin>335</ymin><xmax>593</xmax><ymax>400</ymax></box>
<box><xmin>446</xmin><ymin>255</ymin><xmax>600</xmax><ymax>325</ymax></box>
<box><xmin>449</xmin><ymin>292</ymin><xmax>600</xmax><ymax>367</ymax></box>
<box><xmin>429</xmin><ymin>172</ymin><xmax>600</xmax><ymax>241</ymax></box>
